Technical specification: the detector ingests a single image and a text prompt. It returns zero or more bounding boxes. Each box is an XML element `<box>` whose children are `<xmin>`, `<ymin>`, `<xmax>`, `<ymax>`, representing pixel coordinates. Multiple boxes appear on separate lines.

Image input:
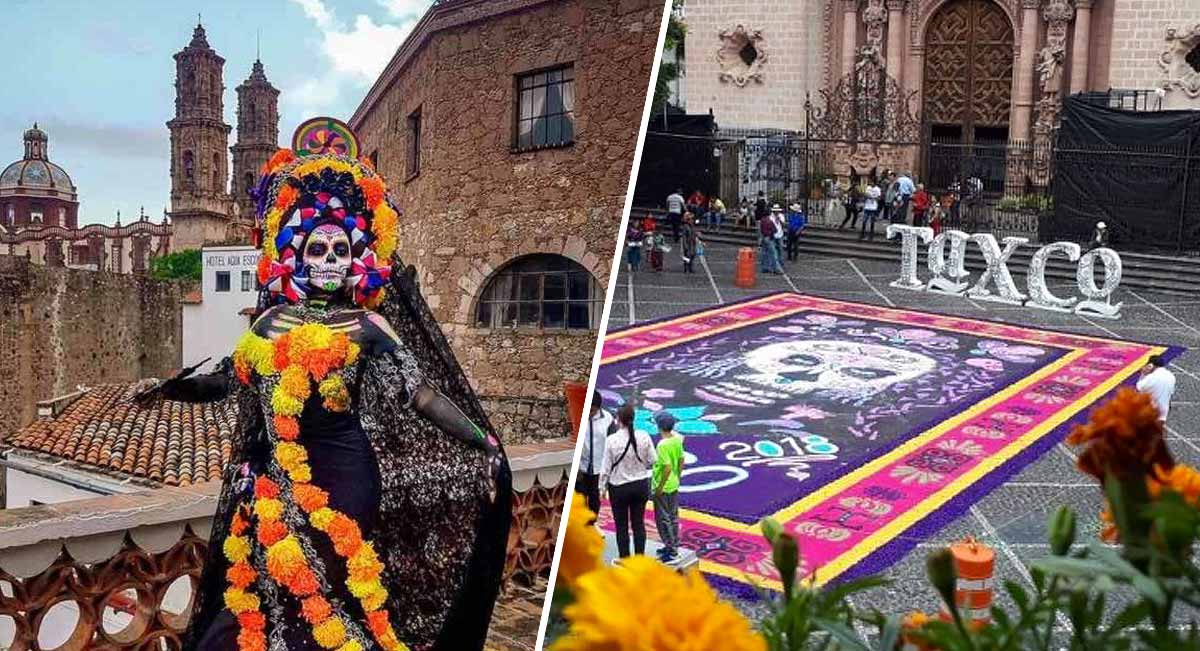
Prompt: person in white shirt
<box><xmin>576</xmin><ymin>391</ymin><xmax>615</xmax><ymax>515</ymax></box>
<box><xmin>600</xmin><ymin>404</ymin><xmax>657</xmax><ymax>558</ymax></box>
<box><xmin>665</xmin><ymin>189</ymin><xmax>685</xmax><ymax>243</ymax></box>
<box><xmin>1136</xmin><ymin>355</ymin><xmax>1177</xmax><ymax>423</ymax></box>
<box><xmin>861</xmin><ymin>182</ymin><xmax>882</xmax><ymax>240</ymax></box>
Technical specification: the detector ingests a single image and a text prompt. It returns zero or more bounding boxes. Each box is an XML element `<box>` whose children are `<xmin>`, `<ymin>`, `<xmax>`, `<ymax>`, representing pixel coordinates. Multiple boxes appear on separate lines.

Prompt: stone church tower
<box><xmin>231</xmin><ymin>59</ymin><xmax>279</xmax><ymax>219</ymax></box>
<box><xmin>167</xmin><ymin>22</ymin><xmax>236</xmax><ymax>250</ymax></box>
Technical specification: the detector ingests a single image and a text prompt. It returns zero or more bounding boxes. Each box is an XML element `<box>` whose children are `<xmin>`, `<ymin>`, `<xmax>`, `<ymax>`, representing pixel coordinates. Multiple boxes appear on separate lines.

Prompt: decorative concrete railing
<box><xmin>0</xmin><ymin>441</ymin><xmax>572</xmax><ymax>650</ymax></box>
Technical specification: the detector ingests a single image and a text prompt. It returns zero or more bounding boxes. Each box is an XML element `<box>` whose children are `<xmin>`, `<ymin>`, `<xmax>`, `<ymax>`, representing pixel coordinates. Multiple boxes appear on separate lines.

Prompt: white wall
<box><xmin>183</xmin><ymin>245</ymin><xmax>260</xmax><ymax>373</ymax></box>
<box><xmin>4</xmin><ymin>467</ymin><xmax>105</xmax><ymax>508</ymax></box>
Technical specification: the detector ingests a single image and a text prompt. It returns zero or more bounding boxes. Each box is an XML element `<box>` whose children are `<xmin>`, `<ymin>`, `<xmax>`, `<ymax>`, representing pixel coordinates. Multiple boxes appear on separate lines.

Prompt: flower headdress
<box><xmin>252</xmin><ymin>117</ymin><xmax>398</xmax><ymax>308</ymax></box>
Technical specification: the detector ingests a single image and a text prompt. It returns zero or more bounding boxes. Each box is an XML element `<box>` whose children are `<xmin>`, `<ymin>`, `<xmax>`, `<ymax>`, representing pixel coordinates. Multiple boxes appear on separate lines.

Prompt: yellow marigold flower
<box><xmin>235</xmin><ymin>332</ymin><xmax>276</xmax><ymax>377</ymax></box>
<box><xmin>290</xmin><ymin>464</ymin><xmax>313</xmax><ymax>483</ymax></box>
<box><xmin>280</xmin><ymin>365</ymin><xmax>313</xmax><ymax>401</ymax></box>
<box><xmin>348</xmin><ymin>578</ymin><xmax>383</xmax><ymax>599</ymax></box>
<box><xmin>311</xmin><ymin>507</ymin><xmax>336</xmax><ymax>530</ymax></box>
<box><xmin>313</xmin><ymin>616</ymin><xmax>347</xmax><ymax>649</ymax></box>
<box><xmin>223</xmin><ymin>535</ymin><xmax>251</xmax><ymax>563</ymax></box>
<box><xmin>320</xmin><ymin>375</ymin><xmax>351</xmax><ymax>412</ymax></box>
<box><xmin>552</xmin><ymin>556</ymin><xmax>765</xmax><ymax>651</ymax></box>
<box><xmin>265</xmin><ymin>535</ymin><xmax>306</xmax><ymax>582</ymax></box>
<box><xmin>272</xmin><ymin>386</ymin><xmax>305</xmax><ymax>417</ymax></box>
<box><xmin>558</xmin><ymin>493</ymin><xmax>603</xmax><ymax>588</ymax></box>
<box><xmin>348</xmin><ymin>544</ymin><xmax>384</xmax><ymax>583</ymax></box>
<box><xmin>361</xmin><ymin>586</ymin><xmax>388</xmax><ymax>612</ymax></box>
<box><xmin>224</xmin><ymin>588</ymin><xmax>260</xmax><ymax>614</ymax></box>
<box><xmin>336</xmin><ymin>640</ymin><xmax>364</xmax><ymax>651</ymax></box>
<box><xmin>372</xmin><ymin>204</ymin><xmax>399</xmax><ymax>261</ymax></box>
<box><xmin>346</xmin><ymin>342</ymin><xmax>361</xmax><ymax>366</ymax></box>
<box><xmin>254</xmin><ymin>498</ymin><xmax>284</xmax><ymax>522</ymax></box>
<box><xmin>275</xmin><ymin>442</ymin><xmax>309</xmax><ymax>471</ymax></box>
<box><xmin>292</xmin><ymin>159</ymin><xmax>360</xmax><ymax>182</ymax></box>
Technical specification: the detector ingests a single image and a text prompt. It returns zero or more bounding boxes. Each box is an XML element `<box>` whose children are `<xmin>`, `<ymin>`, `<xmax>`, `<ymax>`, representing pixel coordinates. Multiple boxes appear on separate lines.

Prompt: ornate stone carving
<box><xmin>716</xmin><ymin>25</ymin><xmax>768</xmax><ymax>86</ymax></box>
<box><xmin>863</xmin><ymin>0</ymin><xmax>889</xmax><ymax>56</ymax></box>
<box><xmin>1032</xmin><ymin>0</ymin><xmax>1074</xmax><ymax>184</ymax></box>
<box><xmin>1160</xmin><ymin>24</ymin><xmax>1200</xmax><ymax>99</ymax></box>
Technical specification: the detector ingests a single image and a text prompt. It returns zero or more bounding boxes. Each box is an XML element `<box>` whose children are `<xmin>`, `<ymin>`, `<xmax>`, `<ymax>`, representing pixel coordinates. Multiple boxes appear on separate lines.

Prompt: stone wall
<box><xmin>682</xmin><ymin>0</ymin><xmax>827</xmax><ymax>131</ymax></box>
<box><xmin>0</xmin><ymin>257</ymin><xmax>183</xmax><ymax>439</ymax></box>
<box><xmin>1107</xmin><ymin>0</ymin><xmax>1200</xmax><ymax>109</ymax></box>
<box><xmin>351</xmin><ymin>0</ymin><xmax>660</xmax><ymax>435</ymax></box>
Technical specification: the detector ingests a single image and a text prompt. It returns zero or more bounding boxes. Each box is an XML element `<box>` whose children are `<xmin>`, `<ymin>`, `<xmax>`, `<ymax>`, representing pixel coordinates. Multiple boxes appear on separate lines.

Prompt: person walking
<box><xmin>861</xmin><ymin>180</ymin><xmax>882</xmax><ymax>240</ymax></box>
<box><xmin>625</xmin><ymin>221</ymin><xmax>644</xmax><ymax>272</ymax></box>
<box><xmin>912</xmin><ymin>183</ymin><xmax>930</xmax><ymax>227</ymax></box>
<box><xmin>840</xmin><ymin>181</ymin><xmax>862</xmax><ymax>230</ymax></box>
<box><xmin>652</xmin><ymin>412</ymin><xmax>685</xmax><ymax>563</ymax></box>
<box><xmin>576</xmin><ymin>391</ymin><xmax>616</xmax><ymax>516</ymax></box>
<box><xmin>786</xmin><ymin>202</ymin><xmax>807</xmax><ymax>262</ymax></box>
<box><xmin>665</xmin><ymin>188</ymin><xmax>685</xmax><ymax>242</ymax></box>
<box><xmin>601</xmin><ymin>404</ymin><xmax>657</xmax><ymax>559</ymax></box>
<box><xmin>1136</xmin><ymin>355</ymin><xmax>1177</xmax><ymax>423</ymax></box>
<box><xmin>680</xmin><ymin>212</ymin><xmax>699</xmax><ymax>273</ymax></box>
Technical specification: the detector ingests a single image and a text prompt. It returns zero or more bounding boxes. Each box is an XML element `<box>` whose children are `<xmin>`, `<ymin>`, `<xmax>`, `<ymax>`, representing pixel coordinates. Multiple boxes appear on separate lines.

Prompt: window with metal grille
<box><xmin>241</xmin><ymin>270</ymin><xmax>253</xmax><ymax>292</ymax></box>
<box><xmin>406</xmin><ymin>108</ymin><xmax>421</xmax><ymax>179</ymax></box>
<box><xmin>215</xmin><ymin>271</ymin><xmax>231</xmax><ymax>292</ymax></box>
<box><xmin>514</xmin><ymin>66</ymin><xmax>575</xmax><ymax>151</ymax></box>
<box><xmin>475</xmin><ymin>254</ymin><xmax>599</xmax><ymax>330</ymax></box>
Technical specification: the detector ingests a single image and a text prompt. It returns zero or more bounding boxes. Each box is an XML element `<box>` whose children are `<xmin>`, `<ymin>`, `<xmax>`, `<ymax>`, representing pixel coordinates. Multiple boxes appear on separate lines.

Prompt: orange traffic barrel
<box><xmin>564</xmin><ymin>382</ymin><xmax>588</xmax><ymax>441</ymax></box>
<box><xmin>939</xmin><ymin>537</ymin><xmax>995</xmax><ymax>625</ymax></box>
<box><xmin>735</xmin><ymin>247</ymin><xmax>756</xmax><ymax>288</ymax></box>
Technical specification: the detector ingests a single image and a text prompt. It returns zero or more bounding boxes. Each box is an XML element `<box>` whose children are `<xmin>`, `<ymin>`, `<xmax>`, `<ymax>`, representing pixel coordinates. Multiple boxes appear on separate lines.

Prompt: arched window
<box><xmin>182</xmin><ymin>150</ymin><xmax>195</xmax><ymax>185</ymax></box>
<box><xmin>475</xmin><ymin>254</ymin><xmax>600</xmax><ymax>329</ymax></box>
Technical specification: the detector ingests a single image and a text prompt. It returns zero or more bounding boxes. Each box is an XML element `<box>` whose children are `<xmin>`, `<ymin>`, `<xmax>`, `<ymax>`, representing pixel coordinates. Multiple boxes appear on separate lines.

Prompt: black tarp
<box><xmin>632</xmin><ymin>111</ymin><xmax>718</xmax><ymax>209</ymax></box>
<box><xmin>1050</xmin><ymin>97</ymin><xmax>1200</xmax><ymax>252</ymax></box>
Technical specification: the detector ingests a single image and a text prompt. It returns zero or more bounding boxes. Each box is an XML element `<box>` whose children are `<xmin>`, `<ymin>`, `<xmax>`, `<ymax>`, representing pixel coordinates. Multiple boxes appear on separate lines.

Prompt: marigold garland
<box><xmin>227</xmin><ymin>324</ymin><xmax>408</xmax><ymax>651</ymax></box>
<box><xmin>558</xmin><ymin>492</ymin><xmax>603</xmax><ymax>588</ymax></box>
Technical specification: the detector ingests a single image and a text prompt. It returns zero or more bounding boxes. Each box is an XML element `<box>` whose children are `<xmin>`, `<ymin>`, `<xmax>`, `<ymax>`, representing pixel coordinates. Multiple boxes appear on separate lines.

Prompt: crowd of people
<box><xmin>577</xmin><ymin>392</ymin><xmax>686</xmax><ymax>564</ymax></box>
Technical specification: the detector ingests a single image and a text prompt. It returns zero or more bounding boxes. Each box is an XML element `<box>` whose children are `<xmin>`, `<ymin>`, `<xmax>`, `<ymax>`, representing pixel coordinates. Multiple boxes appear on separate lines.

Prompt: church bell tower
<box><xmin>231</xmin><ymin>58</ymin><xmax>280</xmax><ymax>220</ymax></box>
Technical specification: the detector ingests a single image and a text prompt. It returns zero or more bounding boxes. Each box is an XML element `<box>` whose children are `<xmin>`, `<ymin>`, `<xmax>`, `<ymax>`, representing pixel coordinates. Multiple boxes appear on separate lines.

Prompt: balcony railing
<box><xmin>0</xmin><ymin>440</ymin><xmax>572</xmax><ymax>650</ymax></box>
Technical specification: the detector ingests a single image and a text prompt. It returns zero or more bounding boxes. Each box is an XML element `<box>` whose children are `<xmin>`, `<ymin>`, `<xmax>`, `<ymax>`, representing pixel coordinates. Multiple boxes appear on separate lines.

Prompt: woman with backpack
<box><xmin>600</xmin><ymin>404</ymin><xmax>657</xmax><ymax>559</ymax></box>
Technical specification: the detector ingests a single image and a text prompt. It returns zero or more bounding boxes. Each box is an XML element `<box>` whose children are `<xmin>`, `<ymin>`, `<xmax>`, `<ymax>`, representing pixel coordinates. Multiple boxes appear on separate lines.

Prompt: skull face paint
<box><xmin>733</xmin><ymin>340</ymin><xmax>937</xmax><ymax>402</ymax></box>
<box><xmin>302</xmin><ymin>223</ymin><xmax>352</xmax><ymax>294</ymax></box>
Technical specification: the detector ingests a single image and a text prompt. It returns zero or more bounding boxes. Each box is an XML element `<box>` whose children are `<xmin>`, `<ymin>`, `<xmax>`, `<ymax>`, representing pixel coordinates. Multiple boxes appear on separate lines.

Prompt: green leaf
<box><xmin>877</xmin><ymin>614</ymin><xmax>901</xmax><ymax>651</ymax></box>
<box><xmin>761</xmin><ymin>517</ymin><xmax>783</xmax><ymax>545</ymax></box>
<box><xmin>1110</xmin><ymin>600</ymin><xmax>1150</xmax><ymax>631</ymax></box>
<box><xmin>1005</xmin><ymin>580</ymin><xmax>1030</xmax><ymax>614</ymax></box>
<box><xmin>811</xmin><ymin>617</ymin><xmax>870</xmax><ymax>651</ymax></box>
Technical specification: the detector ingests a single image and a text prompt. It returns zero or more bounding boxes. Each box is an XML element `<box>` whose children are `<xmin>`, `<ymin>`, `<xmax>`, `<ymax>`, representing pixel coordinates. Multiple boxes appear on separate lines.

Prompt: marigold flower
<box><xmin>238</xmin><ymin>610</ymin><xmax>266</xmax><ymax>631</ymax></box>
<box><xmin>1099</xmin><ymin>506</ymin><xmax>1120</xmax><ymax>543</ymax></box>
<box><xmin>346</xmin><ymin>342</ymin><xmax>361</xmax><ymax>366</ymax></box>
<box><xmin>273</xmin><ymin>332</ymin><xmax>292</xmax><ymax>370</ymax></box>
<box><xmin>347</xmin><ymin>544</ymin><xmax>383</xmax><ymax>583</ymax></box>
<box><xmin>367</xmin><ymin>610</ymin><xmax>391</xmax><ymax>636</ymax></box>
<box><xmin>336</xmin><ymin>640</ymin><xmax>364</xmax><ymax>651</ymax></box>
<box><xmin>552</xmin><ymin>556</ymin><xmax>766</xmax><ymax>651</ymax></box>
<box><xmin>320</xmin><ymin>375</ymin><xmax>351</xmax><ymax>412</ymax></box>
<box><xmin>274</xmin><ymin>415</ymin><xmax>301</xmax><ymax>441</ymax></box>
<box><xmin>301</xmin><ymin>595</ymin><xmax>333</xmax><ymax>625</ymax></box>
<box><xmin>235</xmin><ymin>358</ymin><xmax>253</xmax><ymax>386</ymax></box>
<box><xmin>290</xmin><ymin>464</ymin><xmax>313</xmax><ymax>483</ymax></box>
<box><xmin>264</xmin><ymin>148</ymin><xmax>297</xmax><ymax>174</ymax></box>
<box><xmin>257</xmin><ymin>519</ymin><xmax>288</xmax><ymax>547</ymax></box>
<box><xmin>312</xmin><ymin>616</ymin><xmax>347</xmax><ymax>649</ymax></box>
<box><xmin>290</xmin><ymin>566</ymin><xmax>320</xmax><ymax>596</ymax></box>
<box><xmin>558</xmin><ymin>492</ymin><xmax>603</xmax><ymax>588</ymax></box>
<box><xmin>254</xmin><ymin>498</ymin><xmax>284</xmax><ymax>523</ymax></box>
<box><xmin>310</xmin><ymin>507</ymin><xmax>336</xmax><ymax>530</ymax></box>
<box><xmin>361</xmin><ymin>586</ymin><xmax>388</xmax><ymax>612</ymax></box>
<box><xmin>275</xmin><ymin>442</ymin><xmax>309</xmax><ymax>472</ymax></box>
<box><xmin>230</xmin><ymin>512</ymin><xmax>249</xmax><ymax>536</ymax></box>
<box><xmin>1152</xmin><ymin>463</ymin><xmax>1200</xmax><ymax>505</ymax></box>
<box><xmin>223</xmin><ymin>588</ymin><xmax>260</xmax><ymax>614</ymax></box>
<box><xmin>358</xmin><ymin>176</ymin><xmax>386</xmax><ymax>208</ymax></box>
<box><xmin>223</xmin><ymin>536</ymin><xmax>251</xmax><ymax>564</ymax></box>
<box><xmin>235</xmin><ymin>332</ymin><xmax>276</xmax><ymax>377</ymax></box>
<box><xmin>372</xmin><ymin>203</ymin><xmax>399</xmax><ymax>261</ymax></box>
<box><xmin>237</xmin><ymin>627</ymin><xmax>267</xmax><ymax>651</ymax></box>
<box><xmin>294</xmin><ymin>483</ymin><xmax>330</xmax><ymax>513</ymax></box>
<box><xmin>227</xmin><ymin>562</ymin><xmax>257</xmax><ymax>589</ymax></box>
<box><xmin>1067</xmin><ymin>388</ymin><xmax>1172</xmax><ymax>481</ymax></box>
<box><xmin>254</xmin><ymin>476</ymin><xmax>280</xmax><ymax>500</ymax></box>
<box><xmin>280</xmin><ymin>364</ymin><xmax>313</xmax><ymax>401</ymax></box>
<box><xmin>265</xmin><ymin>535</ymin><xmax>306</xmax><ymax>583</ymax></box>
<box><xmin>275</xmin><ymin>184</ymin><xmax>300</xmax><ymax>211</ymax></box>
<box><xmin>328</xmin><ymin>514</ymin><xmax>363</xmax><ymax>556</ymax></box>
<box><xmin>348</xmin><ymin>578</ymin><xmax>383</xmax><ymax>599</ymax></box>
<box><xmin>272</xmin><ymin>386</ymin><xmax>305</xmax><ymax>417</ymax></box>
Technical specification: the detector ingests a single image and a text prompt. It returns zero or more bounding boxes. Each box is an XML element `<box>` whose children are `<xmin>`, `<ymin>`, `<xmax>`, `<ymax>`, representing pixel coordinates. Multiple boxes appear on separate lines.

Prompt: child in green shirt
<box><xmin>652</xmin><ymin>412</ymin><xmax>685</xmax><ymax>562</ymax></box>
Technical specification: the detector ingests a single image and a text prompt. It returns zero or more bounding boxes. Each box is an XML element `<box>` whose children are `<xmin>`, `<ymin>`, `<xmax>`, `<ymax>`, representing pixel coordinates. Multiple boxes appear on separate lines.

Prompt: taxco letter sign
<box><xmin>886</xmin><ymin>225</ymin><xmax>1123</xmax><ymax>319</ymax></box>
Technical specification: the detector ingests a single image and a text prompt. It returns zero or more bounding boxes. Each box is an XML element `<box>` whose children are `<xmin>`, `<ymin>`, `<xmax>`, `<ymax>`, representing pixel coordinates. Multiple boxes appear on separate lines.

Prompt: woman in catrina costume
<box><xmin>141</xmin><ymin>118</ymin><xmax>510</xmax><ymax>651</ymax></box>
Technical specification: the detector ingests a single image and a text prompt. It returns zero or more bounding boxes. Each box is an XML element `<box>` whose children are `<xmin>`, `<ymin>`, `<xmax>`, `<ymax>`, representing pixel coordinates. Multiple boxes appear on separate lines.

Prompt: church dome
<box><xmin>0</xmin><ymin>123</ymin><xmax>77</xmax><ymax>201</ymax></box>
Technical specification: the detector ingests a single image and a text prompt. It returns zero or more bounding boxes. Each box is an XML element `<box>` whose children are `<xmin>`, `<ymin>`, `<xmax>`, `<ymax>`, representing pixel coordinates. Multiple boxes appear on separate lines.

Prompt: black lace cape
<box><xmin>183</xmin><ymin>263</ymin><xmax>513</xmax><ymax>651</ymax></box>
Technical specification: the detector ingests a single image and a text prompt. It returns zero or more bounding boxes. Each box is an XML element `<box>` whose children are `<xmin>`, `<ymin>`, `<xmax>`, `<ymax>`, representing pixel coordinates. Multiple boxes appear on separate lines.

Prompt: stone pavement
<box><xmin>485</xmin><ymin>579</ymin><xmax>547</xmax><ymax>651</ymax></box>
<box><xmin>607</xmin><ymin>238</ymin><xmax>1200</xmax><ymax>622</ymax></box>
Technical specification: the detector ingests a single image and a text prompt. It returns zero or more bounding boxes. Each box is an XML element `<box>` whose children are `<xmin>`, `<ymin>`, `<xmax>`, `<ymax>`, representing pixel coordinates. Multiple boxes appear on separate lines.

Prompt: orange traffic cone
<box><xmin>939</xmin><ymin>537</ymin><xmax>995</xmax><ymax>626</ymax></box>
<box><xmin>735</xmin><ymin>247</ymin><xmax>756</xmax><ymax>288</ymax></box>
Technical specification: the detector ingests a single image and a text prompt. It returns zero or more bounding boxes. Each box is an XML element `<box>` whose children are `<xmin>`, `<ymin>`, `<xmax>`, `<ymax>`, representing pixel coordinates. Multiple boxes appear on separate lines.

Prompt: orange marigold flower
<box><xmin>273</xmin><ymin>333</ymin><xmax>292</xmax><ymax>370</ymax></box>
<box><xmin>328</xmin><ymin>514</ymin><xmax>364</xmax><ymax>556</ymax></box>
<box><xmin>274</xmin><ymin>415</ymin><xmax>300</xmax><ymax>441</ymax></box>
<box><xmin>301</xmin><ymin>595</ymin><xmax>333</xmax><ymax>625</ymax></box>
<box><xmin>230</xmin><ymin>512</ymin><xmax>249</xmax><ymax>536</ymax></box>
<box><xmin>264</xmin><ymin>148</ymin><xmax>297</xmax><ymax>175</ymax></box>
<box><xmin>1067</xmin><ymin>388</ymin><xmax>1172</xmax><ymax>482</ymax></box>
<box><xmin>367</xmin><ymin>610</ymin><xmax>390</xmax><ymax>636</ymax></box>
<box><xmin>257</xmin><ymin>519</ymin><xmax>289</xmax><ymax>547</ymax></box>
<box><xmin>275</xmin><ymin>184</ymin><xmax>300</xmax><ymax>211</ymax></box>
<box><xmin>1152</xmin><ymin>463</ymin><xmax>1200</xmax><ymax>505</ymax></box>
<box><xmin>234</xmin><ymin>358</ymin><xmax>252</xmax><ymax>386</ymax></box>
<box><xmin>238</xmin><ymin>610</ymin><xmax>266</xmax><ymax>631</ymax></box>
<box><xmin>254</xmin><ymin>476</ymin><xmax>280</xmax><ymax>499</ymax></box>
<box><xmin>238</xmin><ymin>627</ymin><xmax>267</xmax><ymax>651</ymax></box>
<box><xmin>294</xmin><ymin>483</ymin><xmax>330</xmax><ymax>513</ymax></box>
<box><xmin>358</xmin><ymin>176</ymin><xmax>386</xmax><ymax>209</ymax></box>
<box><xmin>280</xmin><ymin>364</ymin><xmax>313</xmax><ymax>401</ymax></box>
<box><xmin>1099</xmin><ymin>506</ymin><xmax>1120</xmax><ymax>543</ymax></box>
<box><xmin>290</xmin><ymin>567</ymin><xmax>320</xmax><ymax>597</ymax></box>
<box><xmin>227</xmin><ymin>562</ymin><xmax>257</xmax><ymax>589</ymax></box>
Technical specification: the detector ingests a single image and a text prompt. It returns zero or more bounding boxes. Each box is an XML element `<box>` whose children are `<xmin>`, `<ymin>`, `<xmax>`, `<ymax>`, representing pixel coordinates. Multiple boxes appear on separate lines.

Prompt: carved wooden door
<box><xmin>923</xmin><ymin>0</ymin><xmax>1014</xmax><ymax>143</ymax></box>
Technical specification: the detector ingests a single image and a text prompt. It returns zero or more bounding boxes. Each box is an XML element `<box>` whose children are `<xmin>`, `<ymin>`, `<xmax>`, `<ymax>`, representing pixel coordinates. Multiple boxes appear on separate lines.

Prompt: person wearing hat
<box><xmin>652</xmin><ymin>412</ymin><xmax>685</xmax><ymax>563</ymax></box>
<box><xmin>786</xmin><ymin>202</ymin><xmax>807</xmax><ymax>262</ymax></box>
<box><xmin>759</xmin><ymin>204</ymin><xmax>784</xmax><ymax>274</ymax></box>
<box><xmin>1089</xmin><ymin>221</ymin><xmax>1109</xmax><ymax>251</ymax></box>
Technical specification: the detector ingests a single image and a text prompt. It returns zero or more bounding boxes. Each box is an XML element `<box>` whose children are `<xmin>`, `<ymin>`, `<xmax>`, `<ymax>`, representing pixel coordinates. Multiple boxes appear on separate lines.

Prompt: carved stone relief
<box><xmin>716</xmin><ymin>25</ymin><xmax>768</xmax><ymax>86</ymax></box>
<box><xmin>1160</xmin><ymin>24</ymin><xmax>1200</xmax><ymax>99</ymax></box>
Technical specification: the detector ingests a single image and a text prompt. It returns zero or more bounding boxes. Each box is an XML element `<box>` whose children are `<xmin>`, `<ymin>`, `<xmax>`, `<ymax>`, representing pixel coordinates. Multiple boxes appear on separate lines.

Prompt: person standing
<box><xmin>1088</xmin><ymin>222</ymin><xmax>1109</xmax><ymax>251</ymax></box>
<box><xmin>840</xmin><ymin>181</ymin><xmax>861</xmax><ymax>230</ymax></box>
<box><xmin>680</xmin><ymin>212</ymin><xmax>699</xmax><ymax>274</ymax></box>
<box><xmin>652</xmin><ymin>413</ymin><xmax>685</xmax><ymax>563</ymax></box>
<box><xmin>601</xmin><ymin>404</ymin><xmax>657</xmax><ymax>559</ymax></box>
<box><xmin>786</xmin><ymin>203</ymin><xmax>807</xmax><ymax>262</ymax></box>
<box><xmin>576</xmin><ymin>391</ymin><xmax>615</xmax><ymax>516</ymax></box>
<box><xmin>647</xmin><ymin>224</ymin><xmax>666</xmax><ymax>272</ymax></box>
<box><xmin>912</xmin><ymin>183</ymin><xmax>930</xmax><ymax>227</ymax></box>
<box><xmin>754</xmin><ymin>190</ymin><xmax>770</xmax><ymax>223</ymax></box>
<box><xmin>861</xmin><ymin>180</ymin><xmax>882</xmax><ymax>240</ymax></box>
<box><xmin>1136</xmin><ymin>355</ymin><xmax>1177</xmax><ymax>423</ymax></box>
<box><xmin>882</xmin><ymin>172</ymin><xmax>898</xmax><ymax>223</ymax></box>
<box><xmin>895</xmin><ymin>173</ymin><xmax>915</xmax><ymax>224</ymax></box>
<box><xmin>625</xmin><ymin>221</ymin><xmax>644</xmax><ymax>272</ymax></box>
<box><xmin>771</xmin><ymin>205</ymin><xmax>786</xmax><ymax>266</ymax></box>
<box><xmin>665</xmin><ymin>188</ymin><xmax>685</xmax><ymax>242</ymax></box>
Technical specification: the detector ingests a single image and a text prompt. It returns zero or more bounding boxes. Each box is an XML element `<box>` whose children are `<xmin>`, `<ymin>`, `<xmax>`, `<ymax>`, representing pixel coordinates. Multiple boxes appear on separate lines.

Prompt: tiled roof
<box><xmin>6</xmin><ymin>384</ymin><xmax>236</xmax><ymax>487</ymax></box>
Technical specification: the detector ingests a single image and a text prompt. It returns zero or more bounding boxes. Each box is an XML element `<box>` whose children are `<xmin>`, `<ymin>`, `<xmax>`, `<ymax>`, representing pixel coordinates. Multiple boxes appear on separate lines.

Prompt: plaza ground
<box><xmin>607</xmin><ymin>237</ymin><xmax>1200</xmax><ymax>622</ymax></box>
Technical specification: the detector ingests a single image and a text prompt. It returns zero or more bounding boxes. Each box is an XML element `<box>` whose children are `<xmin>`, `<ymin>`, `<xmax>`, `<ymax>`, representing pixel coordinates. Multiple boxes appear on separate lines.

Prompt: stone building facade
<box><xmin>1</xmin><ymin>212</ymin><xmax>172</xmax><ymax>273</ymax></box>
<box><xmin>350</xmin><ymin>0</ymin><xmax>661</xmax><ymax>440</ymax></box>
<box><xmin>167</xmin><ymin>23</ymin><xmax>280</xmax><ymax>250</ymax></box>
<box><xmin>1</xmin><ymin>125</ymin><xmax>79</xmax><ymax>230</ymax></box>
<box><xmin>683</xmin><ymin>0</ymin><xmax>1200</xmax><ymax>178</ymax></box>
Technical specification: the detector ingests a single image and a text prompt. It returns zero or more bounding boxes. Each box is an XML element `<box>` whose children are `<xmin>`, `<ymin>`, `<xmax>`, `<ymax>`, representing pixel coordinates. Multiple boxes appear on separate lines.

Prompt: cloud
<box><xmin>376</xmin><ymin>0</ymin><xmax>431</xmax><ymax>19</ymax></box>
<box><xmin>19</xmin><ymin>119</ymin><xmax>167</xmax><ymax>160</ymax></box>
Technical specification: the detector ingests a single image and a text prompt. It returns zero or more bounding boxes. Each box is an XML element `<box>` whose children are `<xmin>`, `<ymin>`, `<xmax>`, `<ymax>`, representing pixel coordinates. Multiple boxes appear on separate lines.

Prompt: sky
<box><xmin>1</xmin><ymin>0</ymin><xmax>432</xmax><ymax>226</ymax></box>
